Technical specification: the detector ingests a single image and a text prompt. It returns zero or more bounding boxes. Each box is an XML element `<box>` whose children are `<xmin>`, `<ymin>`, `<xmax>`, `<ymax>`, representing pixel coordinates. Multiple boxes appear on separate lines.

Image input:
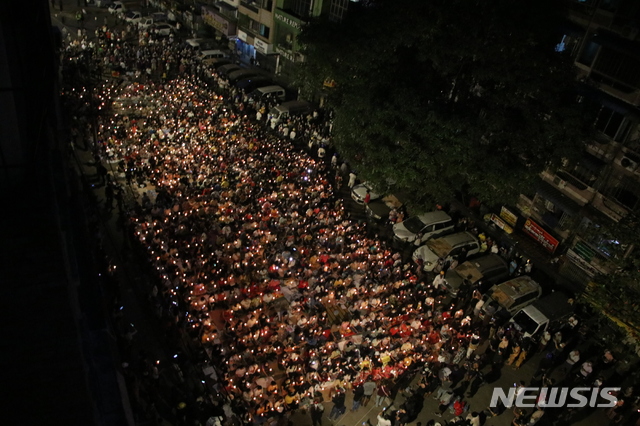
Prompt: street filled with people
<box><xmin>58</xmin><ymin>16</ymin><xmax>640</xmax><ymax>426</ymax></box>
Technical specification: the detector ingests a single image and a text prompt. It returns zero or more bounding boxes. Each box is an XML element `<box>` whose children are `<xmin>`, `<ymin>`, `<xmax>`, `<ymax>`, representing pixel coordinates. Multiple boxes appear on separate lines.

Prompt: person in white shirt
<box><xmin>432</xmin><ymin>271</ymin><xmax>446</xmax><ymax>289</ymax></box>
<box><xmin>348</xmin><ymin>172</ymin><xmax>357</xmax><ymax>188</ymax></box>
<box><xmin>376</xmin><ymin>411</ymin><xmax>391</xmax><ymax>426</ymax></box>
<box><xmin>466</xmin><ymin>412</ymin><xmax>481</xmax><ymax>426</ymax></box>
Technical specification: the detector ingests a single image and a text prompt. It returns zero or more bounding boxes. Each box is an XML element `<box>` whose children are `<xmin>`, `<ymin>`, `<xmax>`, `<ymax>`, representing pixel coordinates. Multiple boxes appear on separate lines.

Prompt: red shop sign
<box><xmin>522</xmin><ymin>218</ymin><xmax>559</xmax><ymax>253</ymax></box>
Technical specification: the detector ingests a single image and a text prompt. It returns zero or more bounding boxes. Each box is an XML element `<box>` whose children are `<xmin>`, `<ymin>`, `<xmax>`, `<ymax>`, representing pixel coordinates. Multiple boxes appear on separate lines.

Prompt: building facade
<box><xmin>514</xmin><ymin>0</ymin><xmax>640</xmax><ymax>286</ymax></box>
<box><xmin>237</xmin><ymin>0</ymin><xmax>277</xmax><ymax>70</ymax></box>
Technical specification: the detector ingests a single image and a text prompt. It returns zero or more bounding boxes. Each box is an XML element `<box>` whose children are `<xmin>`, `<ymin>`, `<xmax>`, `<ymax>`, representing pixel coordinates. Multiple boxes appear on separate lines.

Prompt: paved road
<box><xmin>53</xmin><ymin>2</ymin><xmax>615</xmax><ymax>426</ymax></box>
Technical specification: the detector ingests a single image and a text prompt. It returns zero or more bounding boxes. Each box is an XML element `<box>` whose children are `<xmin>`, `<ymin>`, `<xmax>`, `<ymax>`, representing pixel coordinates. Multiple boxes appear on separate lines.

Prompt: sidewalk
<box><xmin>449</xmin><ymin>199</ymin><xmax>581</xmax><ymax>295</ymax></box>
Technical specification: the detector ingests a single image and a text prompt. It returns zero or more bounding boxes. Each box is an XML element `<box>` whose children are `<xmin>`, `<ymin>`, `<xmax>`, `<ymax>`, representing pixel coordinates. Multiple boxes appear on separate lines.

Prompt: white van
<box><xmin>509</xmin><ymin>292</ymin><xmax>573</xmax><ymax>338</ymax></box>
<box><xmin>268</xmin><ymin>100</ymin><xmax>313</xmax><ymax>125</ymax></box>
<box><xmin>250</xmin><ymin>85</ymin><xmax>286</xmax><ymax>102</ymax></box>
<box><xmin>199</xmin><ymin>50</ymin><xmax>229</xmax><ymax>63</ymax></box>
<box><xmin>393</xmin><ymin>211</ymin><xmax>454</xmax><ymax>245</ymax></box>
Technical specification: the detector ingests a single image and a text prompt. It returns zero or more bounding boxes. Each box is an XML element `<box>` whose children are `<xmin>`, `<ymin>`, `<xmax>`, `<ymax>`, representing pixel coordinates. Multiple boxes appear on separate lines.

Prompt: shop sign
<box><xmin>500</xmin><ymin>206</ymin><xmax>518</xmax><ymax>227</ymax></box>
<box><xmin>566</xmin><ymin>249</ymin><xmax>601</xmax><ymax>277</ymax></box>
<box><xmin>523</xmin><ymin>218</ymin><xmax>559</xmax><ymax>253</ymax></box>
<box><xmin>274</xmin><ymin>11</ymin><xmax>301</xmax><ymax>30</ymax></box>
<box><xmin>276</xmin><ymin>46</ymin><xmax>297</xmax><ymax>62</ymax></box>
<box><xmin>202</xmin><ymin>7</ymin><xmax>236</xmax><ymax>36</ymax></box>
<box><xmin>517</xmin><ymin>194</ymin><xmax>532</xmax><ymax>217</ymax></box>
<box><xmin>237</xmin><ymin>30</ymin><xmax>247</xmax><ymax>42</ymax></box>
<box><xmin>489</xmin><ymin>214</ymin><xmax>514</xmax><ymax>234</ymax></box>
<box><xmin>254</xmin><ymin>38</ymin><xmax>270</xmax><ymax>55</ymax></box>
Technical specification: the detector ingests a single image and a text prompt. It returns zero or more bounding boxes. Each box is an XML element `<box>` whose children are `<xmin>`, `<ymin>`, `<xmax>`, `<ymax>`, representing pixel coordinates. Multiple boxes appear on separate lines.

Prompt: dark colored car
<box><xmin>443</xmin><ymin>254</ymin><xmax>510</xmax><ymax>296</ymax></box>
<box><xmin>235</xmin><ymin>76</ymin><xmax>273</xmax><ymax>93</ymax></box>
<box><xmin>227</xmin><ymin>69</ymin><xmax>262</xmax><ymax>85</ymax></box>
<box><xmin>216</xmin><ymin>63</ymin><xmax>242</xmax><ymax>78</ymax></box>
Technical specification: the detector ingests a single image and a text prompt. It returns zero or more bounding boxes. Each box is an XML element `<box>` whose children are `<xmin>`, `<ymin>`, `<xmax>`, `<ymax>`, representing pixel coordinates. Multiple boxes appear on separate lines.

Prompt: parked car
<box><xmin>138</xmin><ymin>17</ymin><xmax>154</xmax><ymax>29</ymax></box>
<box><xmin>509</xmin><ymin>291</ymin><xmax>574</xmax><ymax>338</ymax></box>
<box><xmin>108</xmin><ymin>1</ymin><xmax>126</xmax><ymax>14</ymax></box>
<box><xmin>412</xmin><ymin>232</ymin><xmax>480</xmax><ymax>271</ymax></box>
<box><xmin>235</xmin><ymin>76</ymin><xmax>273</xmax><ymax>93</ymax></box>
<box><xmin>268</xmin><ymin>100</ymin><xmax>314</xmax><ymax>125</ymax></box>
<box><xmin>351</xmin><ymin>182</ymin><xmax>381</xmax><ymax>205</ymax></box>
<box><xmin>199</xmin><ymin>50</ymin><xmax>229</xmax><ymax>63</ymax></box>
<box><xmin>124</xmin><ymin>11</ymin><xmax>142</xmax><ymax>25</ymax></box>
<box><xmin>186</xmin><ymin>38</ymin><xmax>218</xmax><ymax>51</ymax></box>
<box><xmin>207</xmin><ymin>58</ymin><xmax>234</xmax><ymax>71</ymax></box>
<box><xmin>249</xmin><ymin>85</ymin><xmax>286</xmax><ymax>103</ymax></box>
<box><xmin>365</xmin><ymin>195</ymin><xmax>403</xmax><ymax>221</ymax></box>
<box><xmin>217</xmin><ymin>63</ymin><xmax>242</xmax><ymax>78</ymax></box>
<box><xmin>479</xmin><ymin>276</ymin><xmax>542</xmax><ymax>320</ymax></box>
<box><xmin>228</xmin><ymin>69</ymin><xmax>262</xmax><ymax>85</ymax></box>
<box><xmin>393</xmin><ymin>211</ymin><xmax>454</xmax><ymax>245</ymax></box>
<box><xmin>443</xmin><ymin>254</ymin><xmax>510</xmax><ymax>296</ymax></box>
<box><xmin>152</xmin><ymin>23</ymin><xmax>176</xmax><ymax>36</ymax></box>
<box><xmin>186</xmin><ymin>38</ymin><xmax>204</xmax><ymax>48</ymax></box>
<box><xmin>150</xmin><ymin>12</ymin><xmax>168</xmax><ymax>23</ymax></box>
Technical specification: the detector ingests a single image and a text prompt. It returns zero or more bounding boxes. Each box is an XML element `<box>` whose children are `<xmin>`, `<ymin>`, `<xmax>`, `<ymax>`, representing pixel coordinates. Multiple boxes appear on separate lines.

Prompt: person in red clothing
<box><xmin>453</xmin><ymin>398</ymin><xmax>466</xmax><ymax>416</ymax></box>
<box><xmin>364</xmin><ymin>190</ymin><xmax>371</xmax><ymax>204</ymax></box>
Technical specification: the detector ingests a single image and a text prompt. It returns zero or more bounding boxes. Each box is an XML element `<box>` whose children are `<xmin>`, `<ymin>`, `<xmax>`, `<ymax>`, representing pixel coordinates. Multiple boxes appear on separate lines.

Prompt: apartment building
<box><xmin>511</xmin><ymin>0</ymin><xmax>640</xmax><ymax>286</ymax></box>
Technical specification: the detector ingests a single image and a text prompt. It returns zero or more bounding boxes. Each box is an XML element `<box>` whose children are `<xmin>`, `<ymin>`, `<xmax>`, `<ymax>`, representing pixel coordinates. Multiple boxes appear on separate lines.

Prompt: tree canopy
<box><xmin>296</xmin><ymin>0</ymin><xmax>594</xmax><ymax>208</ymax></box>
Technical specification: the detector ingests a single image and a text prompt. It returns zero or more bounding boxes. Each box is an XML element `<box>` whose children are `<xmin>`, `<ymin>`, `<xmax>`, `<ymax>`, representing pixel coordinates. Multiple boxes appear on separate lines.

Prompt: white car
<box><xmin>138</xmin><ymin>17</ymin><xmax>154</xmax><ymax>29</ymax></box>
<box><xmin>392</xmin><ymin>211</ymin><xmax>454</xmax><ymax>245</ymax></box>
<box><xmin>199</xmin><ymin>49</ymin><xmax>229</xmax><ymax>63</ymax></box>
<box><xmin>108</xmin><ymin>1</ymin><xmax>126</xmax><ymax>14</ymax></box>
<box><xmin>350</xmin><ymin>182</ymin><xmax>381</xmax><ymax>204</ymax></box>
<box><xmin>124</xmin><ymin>11</ymin><xmax>142</xmax><ymax>24</ymax></box>
<box><xmin>152</xmin><ymin>23</ymin><xmax>176</xmax><ymax>36</ymax></box>
<box><xmin>412</xmin><ymin>232</ymin><xmax>480</xmax><ymax>271</ymax></box>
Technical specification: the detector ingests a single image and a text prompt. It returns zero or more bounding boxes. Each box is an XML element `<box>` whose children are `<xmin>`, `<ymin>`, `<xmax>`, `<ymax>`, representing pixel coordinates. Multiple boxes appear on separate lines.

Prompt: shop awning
<box><xmin>536</xmin><ymin>181</ymin><xmax>582</xmax><ymax>215</ymax></box>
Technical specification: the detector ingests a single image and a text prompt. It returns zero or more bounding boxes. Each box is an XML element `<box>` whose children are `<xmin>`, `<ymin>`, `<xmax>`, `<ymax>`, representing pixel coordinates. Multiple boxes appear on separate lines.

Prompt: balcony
<box><xmin>586</xmin><ymin>136</ymin><xmax>619</xmax><ymax>162</ymax></box>
<box><xmin>590</xmin><ymin>192</ymin><xmax>628</xmax><ymax>222</ymax></box>
<box><xmin>540</xmin><ymin>170</ymin><xmax>595</xmax><ymax>206</ymax></box>
<box><xmin>240</xmin><ymin>0</ymin><xmax>260</xmax><ymax>14</ymax></box>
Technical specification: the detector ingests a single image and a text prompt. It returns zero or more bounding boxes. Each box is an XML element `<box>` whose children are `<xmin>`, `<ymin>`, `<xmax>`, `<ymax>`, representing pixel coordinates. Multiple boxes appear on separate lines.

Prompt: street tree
<box><xmin>296</xmin><ymin>0</ymin><xmax>595</xmax><ymax>209</ymax></box>
<box><xmin>580</xmin><ymin>213</ymin><xmax>640</xmax><ymax>343</ymax></box>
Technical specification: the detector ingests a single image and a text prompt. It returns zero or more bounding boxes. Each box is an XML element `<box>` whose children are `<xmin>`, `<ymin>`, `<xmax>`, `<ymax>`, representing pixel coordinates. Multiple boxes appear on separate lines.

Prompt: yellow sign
<box><xmin>490</xmin><ymin>213</ymin><xmax>514</xmax><ymax>234</ymax></box>
<box><xmin>500</xmin><ymin>206</ymin><xmax>518</xmax><ymax>227</ymax></box>
<box><xmin>323</xmin><ymin>78</ymin><xmax>336</xmax><ymax>88</ymax></box>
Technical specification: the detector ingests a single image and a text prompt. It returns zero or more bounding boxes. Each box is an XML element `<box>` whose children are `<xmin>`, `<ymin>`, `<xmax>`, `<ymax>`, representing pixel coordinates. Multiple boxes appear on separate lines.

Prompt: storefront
<box><xmin>529</xmin><ymin>181</ymin><xmax>583</xmax><ymax>240</ymax></box>
<box><xmin>236</xmin><ymin>30</ymin><xmax>256</xmax><ymax>64</ymax></box>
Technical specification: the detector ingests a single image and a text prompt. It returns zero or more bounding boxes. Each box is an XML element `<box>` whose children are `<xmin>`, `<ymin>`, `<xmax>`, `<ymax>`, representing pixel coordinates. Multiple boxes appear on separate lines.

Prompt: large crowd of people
<box><xmin>59</xmin><ymin>20</ymin><xmax>640</xmax><ymax>426</ymax></box>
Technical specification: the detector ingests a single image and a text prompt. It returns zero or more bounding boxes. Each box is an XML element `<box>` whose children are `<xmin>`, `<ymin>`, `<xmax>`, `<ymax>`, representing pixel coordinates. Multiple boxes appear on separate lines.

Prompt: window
<box><xmin>437</xmin><ymin>220</ymin><xmax>453</xmax><ymax>230</ymax></box>
<box><xmin>592</xmin><ymin>47</ymin><xmax>640</xmax><ymax>93</ymax></box>
<box><xmin>594</xmin><ymin>105</ymin><xmax>626</xmax><ymax>140</ymax></box>
<box><xmin>259</xmin><ymin>24</ymin><xmax>270</xmax><ymax>38</ymax></box>
<box><xmin>329</xmin><ymin>0</ymin><xmax>349</xmax><ymax>22</ymax></box>
<box><xmin>578</xmin><ymin>40</ymin><xmax>599</xmax><ymax>66</ymax></box>
<box><xmin>291</xmin><ymin>0</ymin><xmax>313</xmax><ymax>18</ymax></box>
<box><xmin>261</xmin><ymin>0</ymin><xmax>273</xmax><ymax>11</ymax></box>
<box><xmin>515</xmin><ymin>292</ymin><xmax>538</xmax><ymax>306</ymax></box>
<box><xmin>606</xmin><ymin>175</ymin><xmax>640</xmax><ymax>211</ymax></box>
